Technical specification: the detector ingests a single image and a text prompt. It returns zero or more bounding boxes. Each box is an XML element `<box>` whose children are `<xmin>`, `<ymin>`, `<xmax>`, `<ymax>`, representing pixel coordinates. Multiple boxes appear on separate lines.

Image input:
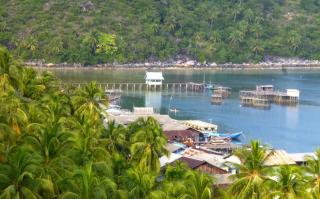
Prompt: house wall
<box><xmin>146</xmin><ymin>80</ymin><xmax>162</xmax><ymax>85</ymax></box>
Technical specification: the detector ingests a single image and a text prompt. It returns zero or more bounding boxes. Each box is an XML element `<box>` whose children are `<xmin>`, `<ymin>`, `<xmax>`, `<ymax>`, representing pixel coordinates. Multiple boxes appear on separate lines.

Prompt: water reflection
<box><xmin>145</xmin><ymin>91</ymin><xmax>162</xmax><ymax>113</ymax></box>
<box><xmin>285</xmin><ymin>106</ymin><xmax>299</xmax><ymax>129</ymax></box>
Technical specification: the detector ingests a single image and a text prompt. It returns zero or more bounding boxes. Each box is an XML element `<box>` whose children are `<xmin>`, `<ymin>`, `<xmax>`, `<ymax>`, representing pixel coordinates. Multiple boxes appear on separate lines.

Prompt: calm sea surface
<box><xmin>41</xmin><ymin>68</ymin><xmax>320</xmax><ymax>152</ymax></box>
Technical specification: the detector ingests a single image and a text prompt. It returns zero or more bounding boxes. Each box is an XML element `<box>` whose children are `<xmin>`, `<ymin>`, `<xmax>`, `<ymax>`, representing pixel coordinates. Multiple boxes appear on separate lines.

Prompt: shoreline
<box><xmin>29</xmin><ymin>64</ymin><xmax>320</xmax><ymax>71</ymax></box>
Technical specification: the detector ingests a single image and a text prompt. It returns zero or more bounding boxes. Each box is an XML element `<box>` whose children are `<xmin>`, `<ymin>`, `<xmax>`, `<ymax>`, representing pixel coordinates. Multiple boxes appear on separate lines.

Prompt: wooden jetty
<box><xmin>239</xmin><ymin>85</ymin><xmax>299</xmax><ymax>107</ymax></box>
<box><xmin>59</xmin><ymin>82</ymin><xmax>206</xmax><ymax>92</ymax></box>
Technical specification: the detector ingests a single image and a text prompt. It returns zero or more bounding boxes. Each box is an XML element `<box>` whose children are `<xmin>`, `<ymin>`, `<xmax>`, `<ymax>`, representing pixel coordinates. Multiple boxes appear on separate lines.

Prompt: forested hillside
<box><xmin>1</xmin><ymin>0</ymin><xmax>320</xmax><ymax>64</ymax></box>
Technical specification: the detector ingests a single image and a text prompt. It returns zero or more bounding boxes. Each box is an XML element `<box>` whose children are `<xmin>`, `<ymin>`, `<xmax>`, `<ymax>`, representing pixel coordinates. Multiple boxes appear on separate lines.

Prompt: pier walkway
<box><xmin>59</xmin><ymin>82</ymin><xmax>206</xmax><ymax>92</ymax></box>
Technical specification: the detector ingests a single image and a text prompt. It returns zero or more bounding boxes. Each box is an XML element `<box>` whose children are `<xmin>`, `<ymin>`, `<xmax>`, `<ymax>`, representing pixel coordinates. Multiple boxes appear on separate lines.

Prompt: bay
<box><xmin>41</xmin><ymin>68</ymin><xmax>320</xmax><ymax>152</ymax></box>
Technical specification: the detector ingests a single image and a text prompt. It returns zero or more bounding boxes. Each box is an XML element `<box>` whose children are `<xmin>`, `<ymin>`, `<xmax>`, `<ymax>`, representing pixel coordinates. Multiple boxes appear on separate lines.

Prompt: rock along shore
<box><xmin>26</xmin><ymin>57</ymin><xmax>320</xmax><ymax>70</ymax></box>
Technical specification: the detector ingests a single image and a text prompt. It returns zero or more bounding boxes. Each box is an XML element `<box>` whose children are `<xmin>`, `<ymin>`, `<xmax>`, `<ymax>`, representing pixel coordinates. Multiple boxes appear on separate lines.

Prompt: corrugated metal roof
<box><xmin>164</xmin><ymin>129</ymin><xmax>202</xmax><ymax>142</ymax></box>
<box><xmin>225</xmin><ymin>150</ymin><xmax>296</xmax><ymax>166</ymax></box>
<box><xmin>182</xmin><ymin>120</ymin><xmax>218</xmax><ymax>131</ymax></box>
<box><xmin>166</xmin><ymin>143</ymin><xmax>184</xmax><ymax>153</ymax></box>
<box><xmin>178</xmin><ymin>157</ymin><xmax>206</xmax><ymax>169</ymax></box>
<box><xmin>187</xmin><ymin>153</ymin><xmax>227</xmax><ymax>170</ymax></box>
<box><xmin>288</xmin><ymin>152</ymin><xmax>316</xmax><ymax>162</ymax></box>
<box><xmin>264</xmin><ymin>150</ymin><xmax>296</xmax><ymax>166</ymax></box>
<box><xmin>145</xmin><ymin>72</ymin><xmax>164</xmax><ymax>80</ymax></box>
<box><xmin>160</xmin><ymin>153</ymin><xmax>182</xmax><ymax>167</ymax></box>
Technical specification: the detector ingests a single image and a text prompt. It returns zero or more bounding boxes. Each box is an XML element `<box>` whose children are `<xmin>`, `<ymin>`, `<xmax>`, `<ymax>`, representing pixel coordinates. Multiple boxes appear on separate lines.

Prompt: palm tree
<box><xmin>184</xmin><ymin>170</ymin><xmax>214</xmax><ymax>199</ymax></box>
<box><xmin>228</xmin><ymin>140</ymin><xmax>271</xmax><ymax>199</ymax></box>
<box><xmin>124</xmin><ymin>167</ymin><xmax>157</xmax><ymax>199</ymax></box>
<box><xmin>210</xmin><ymin>31</ymin><xmax>221</xmax><ymax>44</ymax></box>
<box><xmin>164</xmin><ymin>160</ymin><xmax>188</xmax><ymax>181</ymax></box>
<box><xmin>268</xmin><ymin>166</ymin><xmax>310</xmax><ymax>199</ymax></box>
<box><xmin>59</xmin><ymin>162</ymin><xmax>121</xmax><ymax>199</ymax></box>
<box><xmin>0</xmin><ymin>47</ymin><xmax>13</xmax><ymax>75</ymax></box>
<box><xmin>101</xmin><ymin>120</ymin><xmax>127</xmax><ymax>154</ymax></box>
<box><xmin>229</xmin><ymin>30</ymin><xmax>244</xmax><ymax>47</ymax></box>
<box><xmin>83</xmin><ymin>31</ymin><xmax>99</xmax><ymax>55</ymax></box>
<box><xmin>67</xmin><ymin>115</ymin><xmax>108</xmax><ymax>165</ymax></box>
<box><xmin>287</xmin><ymin>31</ymin><xmax>302</xmax><ymax>52</ymax></box>
<box><xmin>71</xmin><ymin>82</ymin><xmax>108</xmax><ymax>123</ymax></box>
<box><xmin>251</xmin><ymin>40</ymin><xmax>264</xmax><ymax>56</ymax></box>
<box><xmin>129</xmin><ymin>117</ymin><xmax>169</xmax><ymax>173</ymax></box>
<box><xmin>152</xmin><ymin>182</ymin><xmax>188</xmax><ymax>199</ymax></box>
<box><xmin>22</xmin><ymin>110</ymin><xmax>74</xmax><ymax>191</ymax></box>
<box><xmin>0</xmin><ymin>46</ymin><xmax>22</xmax><ymax>91</ymax></box>
<box><xmin>251</xmin><ymin>24</ymin><xmax>263</xmax><ymax>39</ymax></box>
<box><xmin>305</xmin><ymin>149</ymin><xmax>320</xmax><ymax>198</ymax></box>
<box><xmin>0</xmin><ymin>148</ymin><xmax>53</xmax><ymax>198</ymax></box>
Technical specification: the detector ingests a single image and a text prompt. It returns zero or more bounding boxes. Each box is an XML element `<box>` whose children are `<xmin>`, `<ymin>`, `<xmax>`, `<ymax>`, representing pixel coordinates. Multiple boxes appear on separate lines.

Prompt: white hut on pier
<box><xmin>145</xmin><ymin>72</ymin><xmax>164</xmax><ymax>86</ymax></box>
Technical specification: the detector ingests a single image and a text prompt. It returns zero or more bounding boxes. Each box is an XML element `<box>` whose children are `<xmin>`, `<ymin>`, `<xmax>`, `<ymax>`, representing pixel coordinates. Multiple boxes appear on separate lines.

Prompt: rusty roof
<box><xmin>178</xmin><ymin>157</ymin><xmax>206</xmax><ymax>169</ymax></box>
<box><xmin>164</xmin><ymin>129</ymin><xmax>202</xmax><ymax>141</ymax></box>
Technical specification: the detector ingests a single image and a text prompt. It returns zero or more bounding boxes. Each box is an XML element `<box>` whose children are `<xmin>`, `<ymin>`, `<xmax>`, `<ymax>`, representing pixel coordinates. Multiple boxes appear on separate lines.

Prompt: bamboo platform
<box><xmin>239</xmin><ymin>85</ymin><xmax>299</xmax><ymax>107</ymax></box>
<box><xmin>213</xmin><ymin>86</ymin><xmax>231</xmax><ymax>98</ymax></box>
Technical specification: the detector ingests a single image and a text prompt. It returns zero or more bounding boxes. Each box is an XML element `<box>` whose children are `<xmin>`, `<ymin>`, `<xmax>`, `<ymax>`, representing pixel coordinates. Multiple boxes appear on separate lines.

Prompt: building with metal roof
<box><xmin>145</xmin><ymin>72</ymin><xmax>164</xmax><ymax>86</ymax></box>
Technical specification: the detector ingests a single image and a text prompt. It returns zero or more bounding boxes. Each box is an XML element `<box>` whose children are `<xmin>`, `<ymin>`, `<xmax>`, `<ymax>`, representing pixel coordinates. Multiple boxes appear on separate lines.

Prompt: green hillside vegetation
<box><xmin>1</xmin><ymin>47</ymin><xmax>320</xmax><ymax>198</ymax></box>
<box><xmin>1</xmin><ymin>0</ymin><xmax>320</xmax><ymax>64</ymax></box>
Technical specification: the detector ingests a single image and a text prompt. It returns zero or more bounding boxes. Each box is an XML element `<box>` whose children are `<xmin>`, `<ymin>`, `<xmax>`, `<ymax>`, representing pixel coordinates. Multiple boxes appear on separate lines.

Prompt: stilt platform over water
<box><xmin>239</xmin><ymin>85</ymin><xmax>299</xmax><ymax>107</ymax></box>
<box><xmin>59</xmin><ymin>82</ymin><xmax>206</xmax><ymax>92</ymax></box>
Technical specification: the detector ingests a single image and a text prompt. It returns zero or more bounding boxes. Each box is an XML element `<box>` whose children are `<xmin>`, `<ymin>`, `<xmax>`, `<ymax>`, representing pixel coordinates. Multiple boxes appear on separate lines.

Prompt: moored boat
<box><xmin>202</xmin><ymin>131</ymin><xmax>243</xmax><ymax>140</ymax></box>
<box><xmin>219</xmin><ymin>132</ymin><xmax>243</xmax><ymax>140</ymax></box>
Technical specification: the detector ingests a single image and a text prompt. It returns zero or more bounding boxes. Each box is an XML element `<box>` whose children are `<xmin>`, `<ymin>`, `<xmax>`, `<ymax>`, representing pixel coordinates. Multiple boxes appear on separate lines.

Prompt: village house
<box><xmin>163</xmin><ymin>128</ymin><xmax>205</xmax><ymax>145</ymax></box>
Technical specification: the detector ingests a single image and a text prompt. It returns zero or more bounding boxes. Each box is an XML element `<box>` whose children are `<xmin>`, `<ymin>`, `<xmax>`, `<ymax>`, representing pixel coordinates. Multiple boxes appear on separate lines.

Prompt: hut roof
<box><xmin>177</xmin><ymin>157</ymin><xmax>206</xmax><ymax>169</ymax></box>
<box><xmin>166</xmin><ymin>143</ymin><xmax>184</xmax><ymax>153</ymax></box>
<box><xmin>203</xmin><ymin>143</ymin><xmax>239</xmax><ymax>150</ymax></box>
<box><xmin>182</xmin><ymin>120</ymin><xmax>218</xmax><ymax>131</ymax></box>
<box><xmin>224</xmin><ymin>150</ymin><xmax>296</xmax><ymax>166</ymax></box>
<box><xmin>145</xmin><ymin>72</ymin><xmax>164</xmax><ymax>80</ymax></box>
<box><xmin>288</xmin><ymin>152</ymin><xmax>316</xmax><ymax>163</ymax></box>
<box><xmin>186</xmin><ymin>152</ymin><xmax>226</xmax><ymax>170</ymax></box>
<box><xmin>264</xmin><ymin>150</ymin><xmax>296</xmax><ymax>166</ymax></box>
<box><xmin>164</xmin><ymin>129</ymin><xmax>202</xmax><ymax>142</ymax></box>
<box><xmin>160</xmin><ymin>153</ymin><xmax>182</xmax><ymax>167</ymax></box>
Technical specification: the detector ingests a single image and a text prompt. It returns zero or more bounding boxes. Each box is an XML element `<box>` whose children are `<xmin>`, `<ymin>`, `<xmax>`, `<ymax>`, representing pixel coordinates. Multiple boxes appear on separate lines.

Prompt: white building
<box><xmin>145</xmin><ymin>72</ymin><xmax>164</xmax><ymax>86</ymax></box>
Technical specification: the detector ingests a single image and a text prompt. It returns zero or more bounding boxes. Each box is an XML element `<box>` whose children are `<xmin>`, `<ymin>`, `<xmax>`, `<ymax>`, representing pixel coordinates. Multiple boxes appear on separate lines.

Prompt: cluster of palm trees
<box><xmin>1</xmin><ymin>46</ymin><xmax>320</xmax><ymax>199</ymax></box>
<box><xmin>229</xmin><ymin>140</ymin><xmax>320</xmax><ymax>199</ymax></box>
<box><xmin>0</xmin><ymin>47</ymin><xmax>215</xmax><ymax>199</ymax></box>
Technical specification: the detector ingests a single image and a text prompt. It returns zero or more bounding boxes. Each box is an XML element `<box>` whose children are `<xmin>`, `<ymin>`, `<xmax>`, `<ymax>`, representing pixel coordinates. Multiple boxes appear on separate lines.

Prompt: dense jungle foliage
<box><xmin>1</xmin><ymin>47</ymin><xmax>320</xmax><ymax>198</ymax></box>
<box><xmin>1</xmin><ymin>0</ymin><xmax>320</xmax><ymax>64</ymax></box>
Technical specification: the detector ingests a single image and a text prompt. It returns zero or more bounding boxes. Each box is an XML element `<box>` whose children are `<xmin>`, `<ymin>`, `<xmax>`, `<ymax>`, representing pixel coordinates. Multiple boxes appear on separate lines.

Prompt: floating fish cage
<box><xmin>213</xmin><ymin>86</ymin><xmax>231</xmax><ymax>98</ymax></box>
<box><xmin>211</xmin><ymin>94</ymin><xmax>223</xmax><ymax>105</ymax></box>
<box><xmin>240</xmin><ymin>97</ymin><xmax>271</xmax><ymax>109</ymax></box>
<box><xmin>239</xmin><ymin>85</ymin><xmax>299</xmax><ymax>107</ymax></box>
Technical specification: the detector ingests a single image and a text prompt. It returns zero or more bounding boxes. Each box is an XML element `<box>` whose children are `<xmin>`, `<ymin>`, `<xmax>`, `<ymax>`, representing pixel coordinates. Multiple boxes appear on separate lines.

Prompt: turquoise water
<box><xmin>45</xmin><ymin>68</ymin><xmax>320</xmax><ymax>152</ymax></box>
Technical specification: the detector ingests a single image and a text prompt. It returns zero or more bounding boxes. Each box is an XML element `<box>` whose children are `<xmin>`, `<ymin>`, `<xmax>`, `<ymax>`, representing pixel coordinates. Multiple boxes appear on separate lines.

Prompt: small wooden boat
<box><xmin>169</xmin><ymin>108</ymin><xmax>180</xmax><ymax>113</ymax></box>
<box><xmin>219</xmin><ymin>132</ymin><xmax>243</xmax><ymax>140</ymax></box>
<box><xmin>203</xmin><ymin>131</ymin><xmax>243</xmax><ymax>140</ymax></box>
